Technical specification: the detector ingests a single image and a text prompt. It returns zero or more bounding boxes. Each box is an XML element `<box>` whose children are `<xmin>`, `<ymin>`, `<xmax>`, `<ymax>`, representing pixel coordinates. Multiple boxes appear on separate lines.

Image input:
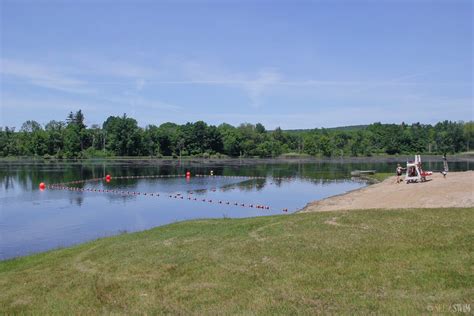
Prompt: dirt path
<box><xmin>302</xmin><ymin>171</ymin><xmax>474</xmax><ymax>212</ymax></box>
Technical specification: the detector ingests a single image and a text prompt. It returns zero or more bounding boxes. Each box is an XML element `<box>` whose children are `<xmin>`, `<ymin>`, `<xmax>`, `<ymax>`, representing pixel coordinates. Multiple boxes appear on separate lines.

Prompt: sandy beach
<box><xmin>302</xmin><ymin>171</ymin><xmax>474</xmax><ymax>212</ymax></box>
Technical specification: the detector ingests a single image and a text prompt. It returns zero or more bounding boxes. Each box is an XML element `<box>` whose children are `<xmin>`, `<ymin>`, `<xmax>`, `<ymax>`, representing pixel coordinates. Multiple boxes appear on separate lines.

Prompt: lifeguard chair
<box><xmin>405</xmin><ymin>155</ymin><xmax>432</xmax><ymax>183</ymax></box>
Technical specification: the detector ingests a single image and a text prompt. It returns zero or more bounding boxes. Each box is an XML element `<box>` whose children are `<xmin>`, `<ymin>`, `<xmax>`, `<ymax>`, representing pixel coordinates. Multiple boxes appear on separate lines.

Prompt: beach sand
<box><xmin>302</xmin><ymin>171</ymin><xmax>474</xmax><ymax>212</ymax></box>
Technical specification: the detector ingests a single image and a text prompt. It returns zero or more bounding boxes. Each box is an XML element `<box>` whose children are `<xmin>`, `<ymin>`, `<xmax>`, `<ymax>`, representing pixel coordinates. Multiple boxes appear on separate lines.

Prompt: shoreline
<box><xmin>2</xmin><ymin>167</ymin><xmax>472</xmax><ymax>261</ymax></box>
<box><xmin>2</xmin><ymin>203</ymin><xmax>472</xmax><ymax>263</ymax></box>
<box><xmin>302</xmin><ymin>171</ymin><xmax>474</xmax><ymax>212</ymax></box>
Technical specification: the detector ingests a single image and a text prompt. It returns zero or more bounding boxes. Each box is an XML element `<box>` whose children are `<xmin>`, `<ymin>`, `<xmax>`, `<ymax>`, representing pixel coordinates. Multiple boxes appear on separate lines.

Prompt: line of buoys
<box><xmin>46</xmin><ymin>183</ymin><xmax>279</xmax><ymax>211</ymax></box>
<box><xmin>41</xmin><ymin>173</ymin><xmax>299</xmax><ymax>212</ymax></box>
<box><xmin>47</xmin><ymin>173</ymin><xmax>332</xmax><ymax>188</ymax></box>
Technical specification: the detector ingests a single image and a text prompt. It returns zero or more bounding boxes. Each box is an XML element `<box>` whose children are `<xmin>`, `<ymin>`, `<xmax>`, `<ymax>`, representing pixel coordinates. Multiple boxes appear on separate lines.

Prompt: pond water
<box><xmin>1</xmin><ymin>158</ymin><xmax>472</xmax><ymax>260</ymax></box>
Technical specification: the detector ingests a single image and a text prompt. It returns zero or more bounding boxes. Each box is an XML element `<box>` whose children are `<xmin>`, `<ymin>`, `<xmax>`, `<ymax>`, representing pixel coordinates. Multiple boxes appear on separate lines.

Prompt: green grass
<box><xmin>364</xmin><ymin>172</ymin><xmax>394</xmax><ymax>182</ymax></box>
<box><xmin>1</xmin><ymin>208</ymin><xmax>473</xmax><ymax>314</ymax></box>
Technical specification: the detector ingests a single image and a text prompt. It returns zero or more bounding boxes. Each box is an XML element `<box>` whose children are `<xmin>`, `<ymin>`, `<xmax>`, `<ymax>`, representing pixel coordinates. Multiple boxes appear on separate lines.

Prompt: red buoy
<box><xmin>39</xmin><ymin>182</ymin><xmax>46</xmax><ymax>190</ymax></box>
<box><xmin>105</xmin><ymin>174</ymin><xmax>111</xmax><ymax>181</ymax></box>
<box><xmin>186</xmin><ymin>171</ymin><xmax>191</xmax><ymax>177</ymax></box>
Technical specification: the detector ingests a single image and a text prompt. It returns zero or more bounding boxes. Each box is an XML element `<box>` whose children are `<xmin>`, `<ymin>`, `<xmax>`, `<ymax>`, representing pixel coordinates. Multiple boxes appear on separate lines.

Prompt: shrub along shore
<box><xmin>1</xmin><ymin>208</ymin><xmax>472</xmax><ymax>314</ymax></box>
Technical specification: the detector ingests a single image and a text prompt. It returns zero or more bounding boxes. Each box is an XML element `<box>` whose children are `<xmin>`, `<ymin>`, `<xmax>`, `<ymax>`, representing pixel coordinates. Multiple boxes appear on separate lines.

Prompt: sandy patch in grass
<box><xmin>303</xmin><ymin>171</ymin><xmax>474</xmax><ymax>212</ymax></box>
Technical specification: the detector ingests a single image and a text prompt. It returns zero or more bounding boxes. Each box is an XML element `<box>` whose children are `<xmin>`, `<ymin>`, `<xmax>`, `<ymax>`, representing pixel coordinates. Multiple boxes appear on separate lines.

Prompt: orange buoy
<box><xmin>39</xmin><ymin>182</ymin><xmax>46</xmax><ymax>190</ymax></box>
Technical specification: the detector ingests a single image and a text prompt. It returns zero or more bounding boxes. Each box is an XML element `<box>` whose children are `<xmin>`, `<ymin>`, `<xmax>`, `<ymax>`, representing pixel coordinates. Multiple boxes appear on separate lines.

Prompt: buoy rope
<box><xmin>50</xmin><ymin>173</ymin><xmax>313</xmax><ymax>186</ymax></box>
<box><xmin>43</xmin><ymin>174</ymin><xmax>291</xmax><ymax>212</ymax></box>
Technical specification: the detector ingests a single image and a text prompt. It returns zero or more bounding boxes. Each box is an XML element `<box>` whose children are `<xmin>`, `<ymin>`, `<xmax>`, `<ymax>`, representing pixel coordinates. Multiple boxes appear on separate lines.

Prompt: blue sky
<box><xmin>1</xmin><ymin>0</ymin><xmax>472</xmax><ymax>129</ymax></box>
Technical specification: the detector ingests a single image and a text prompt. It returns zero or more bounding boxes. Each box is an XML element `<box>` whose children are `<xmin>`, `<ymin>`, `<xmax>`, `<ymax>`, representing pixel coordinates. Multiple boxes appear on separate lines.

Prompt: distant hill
<box><xmin>283</xmin><ymin>125</ymin><xmax>369</xmax><ymax>133</ymax></box>
<box><xmin>326</xmin><ymin>125</ymin><xmax>369</xmax><ymax>131</ymax></box>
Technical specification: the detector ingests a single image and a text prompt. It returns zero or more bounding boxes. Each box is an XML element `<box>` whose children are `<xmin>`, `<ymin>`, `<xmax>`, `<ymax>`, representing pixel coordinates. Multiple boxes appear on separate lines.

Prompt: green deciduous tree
<box><xmin>1</xmin><ymin>111</ymin><xmax>471</xmax><ymax>158</ymax></box>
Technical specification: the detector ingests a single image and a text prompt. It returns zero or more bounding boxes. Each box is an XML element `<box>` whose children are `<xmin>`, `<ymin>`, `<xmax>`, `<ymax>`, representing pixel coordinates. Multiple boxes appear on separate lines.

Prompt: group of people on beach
<box><xmin>395</xmin><ymin>155</ymin><xmax>448</xmax><ymax>184</ymax></box>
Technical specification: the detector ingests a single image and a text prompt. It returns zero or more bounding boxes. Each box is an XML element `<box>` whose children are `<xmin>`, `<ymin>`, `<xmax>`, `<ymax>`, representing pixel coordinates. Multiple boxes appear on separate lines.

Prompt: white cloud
<box><xmin>197</xmin><ymin>95</ymin><xmax>473</xmax><ymax>129</ymax></box>
<box><xmin>0</xmin><ymin>58</ymin><xmax>93</xmax><ymax>94</ymax></box>
<box><xmin>101</xmin><ymin>94</ymin><xmax>182</xmax><ymax>112</ymax></box>
<box><xmin>71</xmin><ymin>56</ymin><xmax>159</xmax><ymax>79</ymax></box>
<box><xmin>135</xmin><ymin>78</ymin><xmax>146</xmax><ymax>91</ymax></box>
<box><xmin>2</xmin><ymin>56</ymin><xmax>471</xmax><ymax>128</ymax></box>
<box><xmin>0</xmin><ymin>57</ymin><xmax>160</xmax><ymax>94</ymax></box>
<box><xmin>176</xmin><ymin>61</ymin><xmax>283</xmax><ymax>107</ymax></box>
<box><xmin>243</xmin><ymin>69</ymin><xmax>281</xmax><ymax>107</ymax></box>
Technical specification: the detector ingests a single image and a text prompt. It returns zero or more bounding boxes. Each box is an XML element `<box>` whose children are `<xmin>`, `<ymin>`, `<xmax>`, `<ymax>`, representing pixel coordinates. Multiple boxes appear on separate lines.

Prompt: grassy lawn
<box><xmin>1</xmin><ymin>208</ymin><xmax>473</xmax><ymax>314</ymax></box>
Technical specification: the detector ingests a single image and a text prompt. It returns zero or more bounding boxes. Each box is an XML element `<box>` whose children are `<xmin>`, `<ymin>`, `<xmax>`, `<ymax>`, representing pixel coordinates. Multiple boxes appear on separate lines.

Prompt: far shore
<box><xmin>302</xmin><ymin>171</ymin><xmax>474</xmax><ymax>212</ymax></box>
<box><xmin>1</xmin><ymin>153</ymin><xmax>473</xmax><ymax>165</ymax></box>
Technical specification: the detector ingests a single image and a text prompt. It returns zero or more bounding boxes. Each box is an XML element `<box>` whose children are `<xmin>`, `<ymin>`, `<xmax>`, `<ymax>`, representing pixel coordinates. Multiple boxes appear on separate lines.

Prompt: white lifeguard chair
<box><xmin>405</xmin><ymin>155</ymin><xmax>432</xmax><ymax>183</ymax></box>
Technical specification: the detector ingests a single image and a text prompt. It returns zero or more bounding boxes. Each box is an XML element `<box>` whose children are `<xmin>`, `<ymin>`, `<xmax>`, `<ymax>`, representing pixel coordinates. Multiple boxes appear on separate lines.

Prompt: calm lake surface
<box><xmin>1</xmin><ymin>158</ymin><xmax>472</xmax><ymax>260</ymax></box>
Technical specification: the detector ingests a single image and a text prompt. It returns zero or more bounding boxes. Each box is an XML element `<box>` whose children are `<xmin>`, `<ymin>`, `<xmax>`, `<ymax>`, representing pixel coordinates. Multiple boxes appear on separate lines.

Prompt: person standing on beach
<box><xmin>396</xmin><ymin>163</ymin><xmax>406</xmax><ymax>184</ymax></box>
<box><xmin>442</xmin><ymin>154</ymin><xmax>449</xmax><ymax>178</ymax></box>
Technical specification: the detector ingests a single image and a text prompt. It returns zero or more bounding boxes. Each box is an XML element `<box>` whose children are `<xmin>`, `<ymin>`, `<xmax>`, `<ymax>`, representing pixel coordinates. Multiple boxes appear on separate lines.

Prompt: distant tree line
<box><xmin>0</xmin><ymin>110</ymin><xmax>472</xmax><ymax>158</ymax></box>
